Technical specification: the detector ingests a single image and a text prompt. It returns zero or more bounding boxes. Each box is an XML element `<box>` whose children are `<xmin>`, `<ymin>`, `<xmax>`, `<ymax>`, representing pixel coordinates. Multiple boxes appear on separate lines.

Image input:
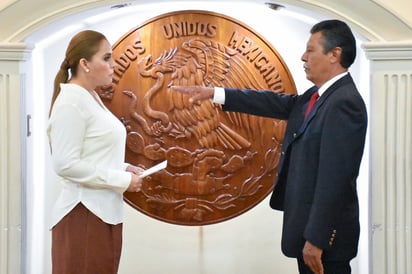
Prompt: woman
<box><xmin>47</xmin><ymin>30</ymin><xmax>143</xmax><ymax>274</ymax></box>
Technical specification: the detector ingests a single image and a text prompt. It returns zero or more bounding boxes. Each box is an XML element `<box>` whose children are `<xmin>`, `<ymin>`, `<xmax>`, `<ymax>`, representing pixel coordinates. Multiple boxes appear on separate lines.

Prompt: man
<box><xmin>170</xmin><ymin>19</ymin><xmax>367</xmax><ymax>274</ymax></box>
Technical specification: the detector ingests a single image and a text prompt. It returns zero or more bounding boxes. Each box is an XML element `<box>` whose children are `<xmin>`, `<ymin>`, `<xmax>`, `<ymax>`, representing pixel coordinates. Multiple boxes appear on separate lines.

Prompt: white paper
<box><xmin>139</xmin><ymin>160</ymin><xmax>167</xmax><ymax>178</ymax></box>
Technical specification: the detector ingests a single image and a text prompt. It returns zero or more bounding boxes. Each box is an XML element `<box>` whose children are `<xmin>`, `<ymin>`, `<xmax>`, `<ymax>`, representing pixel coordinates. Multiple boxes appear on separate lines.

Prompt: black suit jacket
<box><xmin>222</xmin><ymin>74</ymin><xmax>367</xmax><ymax>261</ymax></box>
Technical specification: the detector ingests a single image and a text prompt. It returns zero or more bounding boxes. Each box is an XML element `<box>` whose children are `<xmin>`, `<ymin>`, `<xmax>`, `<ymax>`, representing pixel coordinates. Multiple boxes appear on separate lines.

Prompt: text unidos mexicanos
<box><xmin>112</xmin><ymin>20</ymin><xmax>283</xmax><ymax>92</ymax></box>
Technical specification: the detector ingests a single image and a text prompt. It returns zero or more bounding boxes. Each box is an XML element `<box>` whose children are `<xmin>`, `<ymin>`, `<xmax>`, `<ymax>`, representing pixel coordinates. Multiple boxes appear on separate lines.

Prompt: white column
<box><xmin>363</xmin><ymin>41</ymin><xmax>412</xmax><ymax>274</ymax></box>
<box><xmin>0</xmin><ymin>43</ymin><xmax>32</xmax><ymax>274</ymax></box>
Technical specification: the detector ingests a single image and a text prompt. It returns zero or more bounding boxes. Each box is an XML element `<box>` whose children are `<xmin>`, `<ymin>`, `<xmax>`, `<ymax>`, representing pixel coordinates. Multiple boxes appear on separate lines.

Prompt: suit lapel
<box><xmin>296</xmin><ymin>74</ymin><xmax>352</xmax><ymax>136</ymax></box>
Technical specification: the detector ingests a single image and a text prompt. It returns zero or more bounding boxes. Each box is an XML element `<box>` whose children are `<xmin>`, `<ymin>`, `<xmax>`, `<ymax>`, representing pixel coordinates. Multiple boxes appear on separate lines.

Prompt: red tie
<box><xmin>304</xmin><ymin>91</ymin><xmax>319</xmax><ymax>120</ymax></box>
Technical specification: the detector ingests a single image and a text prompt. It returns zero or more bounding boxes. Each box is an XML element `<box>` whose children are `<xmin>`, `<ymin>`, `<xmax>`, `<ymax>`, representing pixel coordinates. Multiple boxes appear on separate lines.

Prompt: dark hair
<box><xmin>49</xmin><ymin>30</ymin><xmax>107</xmax><ymax>116</ymax></box>
<box><xmin>310</xmin><ymin>19</ymin><xmax>356</xmax><ymax>68</ymax></box>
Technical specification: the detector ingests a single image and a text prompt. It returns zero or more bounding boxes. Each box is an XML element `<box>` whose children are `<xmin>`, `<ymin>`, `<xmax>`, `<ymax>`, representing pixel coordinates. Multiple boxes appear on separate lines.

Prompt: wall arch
<box><xmin>0</xmin><ymin>0</ymin><xmax>412</xmax><ymax>43</ymax></box>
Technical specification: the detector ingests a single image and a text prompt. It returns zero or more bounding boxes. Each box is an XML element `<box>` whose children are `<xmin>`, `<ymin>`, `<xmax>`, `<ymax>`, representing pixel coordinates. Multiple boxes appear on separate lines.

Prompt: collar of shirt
<box><xmin>317</xmin><ymin>71</ymin><xmax>348</xmax><ymax>97</ymax></box>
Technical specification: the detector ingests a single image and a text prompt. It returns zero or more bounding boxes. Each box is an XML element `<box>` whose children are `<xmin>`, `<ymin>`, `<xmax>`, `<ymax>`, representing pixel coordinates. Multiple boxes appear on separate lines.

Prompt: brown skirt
<box><xmin>52</xmin><ymin>203</ymin><xmax>123</xmax><ymax>274</ymax></box>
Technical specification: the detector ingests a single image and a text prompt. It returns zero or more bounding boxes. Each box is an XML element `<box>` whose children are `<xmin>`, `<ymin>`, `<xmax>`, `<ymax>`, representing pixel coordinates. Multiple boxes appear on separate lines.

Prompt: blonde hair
<box><xmin>49</xmin><ymin>30</ymin><xmax>107</xmax><ymax>116</ymax></box>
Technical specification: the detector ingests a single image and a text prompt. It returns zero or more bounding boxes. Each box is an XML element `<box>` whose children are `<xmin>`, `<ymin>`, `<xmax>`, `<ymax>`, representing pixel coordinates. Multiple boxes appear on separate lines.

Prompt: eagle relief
<box><xmin>99</xmin><ymin>10</ymin><xmax>296</xmax><ymax>225</ymax></box>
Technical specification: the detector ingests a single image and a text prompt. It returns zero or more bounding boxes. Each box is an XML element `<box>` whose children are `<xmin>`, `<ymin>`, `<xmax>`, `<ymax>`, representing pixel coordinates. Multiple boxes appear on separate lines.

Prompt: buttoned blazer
<box><xmin>222</xmin><ymin>74</ymin><xmax>367</xmax><ymax>261</ymax></box>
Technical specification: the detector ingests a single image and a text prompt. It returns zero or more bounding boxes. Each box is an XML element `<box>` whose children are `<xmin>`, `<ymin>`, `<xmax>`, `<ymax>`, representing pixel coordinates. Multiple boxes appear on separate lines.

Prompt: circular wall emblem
<box><xmin>99</xmin><ymin>10</ymin><xmax>296</xmax><ymax>225</ymax></box>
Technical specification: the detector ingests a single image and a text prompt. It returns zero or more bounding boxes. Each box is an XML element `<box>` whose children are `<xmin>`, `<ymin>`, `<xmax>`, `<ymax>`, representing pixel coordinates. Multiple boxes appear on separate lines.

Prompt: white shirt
<box><xmin>47</xmin><ymin>83</ymin><xmax>131</xmax><ymax>227</ymax></box>
<box><xmin>317</xmin><ymin>72</ymin><xmax>348</xmax><ymax>97</ymax></box>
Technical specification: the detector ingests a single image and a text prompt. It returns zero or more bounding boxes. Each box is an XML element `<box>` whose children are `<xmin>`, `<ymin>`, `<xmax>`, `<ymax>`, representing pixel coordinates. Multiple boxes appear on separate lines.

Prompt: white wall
<box><xmin>24</xmin><ymin>1</ymin><xmax>369</xmax><ymax>273</ymax></box>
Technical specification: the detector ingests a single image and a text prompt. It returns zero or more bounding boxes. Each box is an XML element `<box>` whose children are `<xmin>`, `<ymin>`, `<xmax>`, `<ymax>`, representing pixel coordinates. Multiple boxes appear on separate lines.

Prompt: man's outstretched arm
<box><xmin>168</xmin><ymin>85</ymin><xmax>215</xmax><ymax>103</ymax></box>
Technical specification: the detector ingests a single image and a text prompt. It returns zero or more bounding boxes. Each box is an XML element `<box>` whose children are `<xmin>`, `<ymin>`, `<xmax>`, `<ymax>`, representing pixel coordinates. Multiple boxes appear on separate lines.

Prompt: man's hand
<box><xmin>303</xmin><ymin>241</ymin><xmax>324</xmax><ymax>274</ymax></box>
<box><xmin>168</xmin><ymin>85</ymin><xmax>214</xmax><ymax>103</ymax></box>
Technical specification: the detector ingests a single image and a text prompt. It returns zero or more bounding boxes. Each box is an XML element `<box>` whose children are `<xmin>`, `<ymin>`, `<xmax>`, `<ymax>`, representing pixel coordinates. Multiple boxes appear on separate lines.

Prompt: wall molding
<box><xmin>0</xmin><ymin>44</ymin><xmax>31</xmax><ymax>274</ymax></box>
<box><xmin>363</xmin><ymin>41</ymin><xmax>412</xmax><ymax>60</ymax></box>
<box><xmin>363</xmin><ymin>41</ymin><xmax>412</xmax><ymax>274</ymax></box>
<box><xmin>0</xmin><ymin>43</ymin><xmax>33</xmax><ymax>62</ymax></box>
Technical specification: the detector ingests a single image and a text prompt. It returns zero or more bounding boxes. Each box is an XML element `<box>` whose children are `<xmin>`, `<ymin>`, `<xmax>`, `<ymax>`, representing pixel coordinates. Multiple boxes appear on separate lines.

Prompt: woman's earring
<box><xmin>85</xmin><ymin>69</ymin><xmax>90</xmax><ymax>73</ymax></box>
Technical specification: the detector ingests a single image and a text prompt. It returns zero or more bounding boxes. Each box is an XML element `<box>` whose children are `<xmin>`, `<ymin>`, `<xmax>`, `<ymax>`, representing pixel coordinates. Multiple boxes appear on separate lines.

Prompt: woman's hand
<box><xmin>126</xmin><ymin>174</ymin><xmax>143</xmax><ymax>192</ymax></box>
<box><xmin>126</xmin><ymin>165</ymin><xmax>144</xmax><ymax>175</ymax></box>
<box><xmin>126</xmin><ymin>165</ymin><xmax>144</xmax><ymax>192</ymax></box>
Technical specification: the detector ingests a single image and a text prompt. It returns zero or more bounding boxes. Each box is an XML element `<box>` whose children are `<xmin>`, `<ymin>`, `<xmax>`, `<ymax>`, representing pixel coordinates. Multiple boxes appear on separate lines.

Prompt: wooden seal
<box><xmin>99</xmin><ymin>10</ymin><xmax>296</xmax><ymax>225</ymax></box>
